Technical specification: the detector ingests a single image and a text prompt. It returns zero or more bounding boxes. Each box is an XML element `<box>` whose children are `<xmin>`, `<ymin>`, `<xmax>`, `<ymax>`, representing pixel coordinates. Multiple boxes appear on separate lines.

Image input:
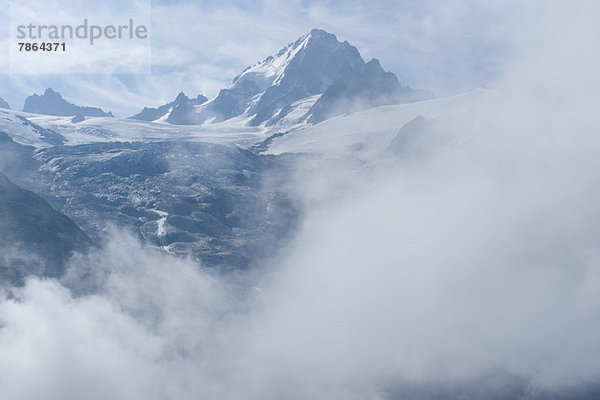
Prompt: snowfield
<box><xmin>266</xmin><ymin>88</ymin><xmax>497</xmax><ymax>160</ymax></box>
<box><xmin>0</xmin><ymin>108</ymin><xmax>268</xmax><ymax>149</ymax></box>
<box><xmin>0</xmin><ymin>88</ymin><xmax>495</xmax><ymax>158</ymax></box>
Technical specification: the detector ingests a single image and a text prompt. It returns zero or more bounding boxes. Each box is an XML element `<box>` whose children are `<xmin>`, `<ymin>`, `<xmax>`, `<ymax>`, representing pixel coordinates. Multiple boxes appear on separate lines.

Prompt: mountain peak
<box><xmin>129</xmin><ymin>92</ymin><xmax>208</xmax><ymax>123</ymax></box>
<box><xmin>301</xmin><ymin>29</ymin><xmax>355</xmax><ymax>57</ymax></box>
<box><xmin>200</xmin><ymin>29</ymin><xmax>365</xmax><ymax>126</ymax></box>
<box><xmin>309</xmin><ymin>28</ymin><xmax>330</xmax><ymax>36</ymax></box>
<box><xmin>174</xmin><ymin>92</ymin><xmax>188</xmax><ymax>102</ymax></box>
<box><xmin>23</xmin><ymin>89</ymin><xmax>113</xmax><ymax>118</ymax></box>
<box><xmin>306</xmin><ymin>28</ymin><xmax>338</xmax><ymax>44</ymax></box>
<box><xmin>365</xmin><ymin>58</ymin><xmax>383</xmax><ymax>69</ymax></box>
<box><xmin>44</xmin><ymin>88</ymin><xmax>60</xmax><ymax>96</ymax></box>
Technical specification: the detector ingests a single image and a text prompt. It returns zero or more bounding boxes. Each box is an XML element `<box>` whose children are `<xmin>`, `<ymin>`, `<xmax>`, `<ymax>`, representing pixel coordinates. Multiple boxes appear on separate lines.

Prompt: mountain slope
<box><xmin>23</xmin><ymin>88</ymin><xmax>114</xmax><ymax>118</ymax></box>
<box><xmin>27</xmin><ymin>141</ymin><xmax>299</xmax><ymax>269</ymax></box>
<box><xmin>307</xmin><ymin>58</ymin><xmax>433</xmax><ymax>123</ymax></box>
<box><xmin>0</xmin><ymin>171</ymin><xmax>92</xmax><ymax>285</ymax></box>
<box><xmin>0</xmin><ymin>131</ymin><xmax>38</xmax><ymax>181</ymax></box>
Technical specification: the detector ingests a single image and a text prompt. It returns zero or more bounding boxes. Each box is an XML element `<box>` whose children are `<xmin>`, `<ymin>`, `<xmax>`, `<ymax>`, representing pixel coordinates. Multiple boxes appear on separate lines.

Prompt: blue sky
<box><xmin>0</xmin><ymin>0</ymin><xmax>512</xmax><ymax>116</ymax></box>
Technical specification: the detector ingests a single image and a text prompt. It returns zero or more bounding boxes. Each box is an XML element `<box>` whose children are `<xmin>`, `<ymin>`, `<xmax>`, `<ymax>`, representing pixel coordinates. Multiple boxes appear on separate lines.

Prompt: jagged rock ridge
<box><xmin>129</xmin><ymin>92</ymin><xmax>208</xmax><ymax>124</ymax></box>
<box><xmin>23</xmin><ymin>88</ymin><xmax>114</xmax><ymax>117</ymax></box>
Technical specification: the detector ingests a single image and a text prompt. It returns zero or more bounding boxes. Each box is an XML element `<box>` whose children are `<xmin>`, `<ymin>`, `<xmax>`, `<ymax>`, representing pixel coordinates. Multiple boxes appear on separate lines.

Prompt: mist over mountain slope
<box><xmin>306</xmin><ymin>58</ymin><xmax>433</xmax><ymax>124</ymax></box>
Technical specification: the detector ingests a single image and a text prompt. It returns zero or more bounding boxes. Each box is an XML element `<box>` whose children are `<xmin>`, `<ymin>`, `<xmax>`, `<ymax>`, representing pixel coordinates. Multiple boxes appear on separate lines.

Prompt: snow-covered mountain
<box><xmin>129</xmin><ymin>92</ymin><xmax>208</xmax><ymax>124</ymax></box>
<box><xmin>23</xmin><ymin>88</ymin><xmax>114</xmax><ymax>118</ymax></box>
<box><xmin>131</xmin><ymin>29</ymin><xmax>432</xmax><ymax>127</ymax></box>
<box><xmin>0</xmin><ymin>87</ymin><xmax>493</xmax><ymax>273</ymax></box>
<box><xmin>0</xmin><ymin>29</ymin><xmax>491</xmax><ymax>278</ymax></box>
<box><xmin>0</xmin><ymin>97</ymin><xmax>10</xmax><ymax>110</ymax></box>
<box><xmin>0</xmin><ymin>79</ymin><xmax>496</xmax><ymax>288</ymax></box>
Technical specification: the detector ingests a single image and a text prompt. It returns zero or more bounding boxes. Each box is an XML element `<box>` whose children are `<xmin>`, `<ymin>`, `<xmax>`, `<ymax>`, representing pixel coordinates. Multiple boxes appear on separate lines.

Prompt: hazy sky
<box><xmin>0</xmin><ymin>0</ymin><xmax>510</xmax><ymax>116</ymax></box>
